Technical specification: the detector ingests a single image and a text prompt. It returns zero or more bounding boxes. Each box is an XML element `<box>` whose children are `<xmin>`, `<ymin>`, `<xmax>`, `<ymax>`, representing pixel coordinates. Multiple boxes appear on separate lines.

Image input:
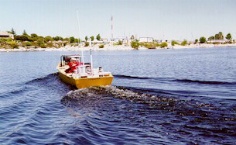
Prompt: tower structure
<box><xmin>111</xmin><ymin>16</ymin><xmax>113</xmax><ymax>41</ymax></box>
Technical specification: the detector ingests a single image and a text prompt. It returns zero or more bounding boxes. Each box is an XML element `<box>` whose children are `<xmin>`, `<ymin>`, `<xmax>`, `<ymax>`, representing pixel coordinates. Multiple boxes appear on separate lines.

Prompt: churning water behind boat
<box><xmin>61</xmin><ymin>86</ymin><xmax>236</xmax><ymax>144</ymax></box>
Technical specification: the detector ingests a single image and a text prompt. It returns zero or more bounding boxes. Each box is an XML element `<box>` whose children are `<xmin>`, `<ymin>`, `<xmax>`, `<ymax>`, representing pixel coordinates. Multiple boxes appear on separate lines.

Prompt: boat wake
<box><xmin>175</xmin><ymin>79</ymin><xmax>236</xmax><ymax>85</ymax></box>
<box><xmin>61</xmin><ymin>86</ymin><xmax>234</xmax><ymax>115</ymax></box>
<box><xmin>61</xmin><ymin>86</ymin><xmax>236</xmax><ymax>143</ymax></box>
<box><xmin>114</xmin><ymin>74</ymin><xmax>236</xmax><ymax>86</ymax></box>
<box><xmin>25</xmin><ymin>73</ymin><xmax>59</xmax><ymax>85</ymax></box>
<box><xmin>114</xmin><ymin>74</ymin><xmax>155</xmax><ymax>80</ymax></box>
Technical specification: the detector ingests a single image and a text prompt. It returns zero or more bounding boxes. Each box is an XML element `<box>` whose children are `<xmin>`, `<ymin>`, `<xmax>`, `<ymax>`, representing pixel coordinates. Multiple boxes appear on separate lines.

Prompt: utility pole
<box><xmin>111</xmin><ymin>16</ymin><xmax>113</xmax><ymax>42</ymax></box>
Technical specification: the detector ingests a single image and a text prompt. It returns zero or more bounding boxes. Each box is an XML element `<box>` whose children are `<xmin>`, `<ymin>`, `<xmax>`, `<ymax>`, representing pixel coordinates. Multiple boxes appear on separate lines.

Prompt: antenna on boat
<box><xmin>90</xmin><ymin>47</ymin><xmax>93</xmax><ymax>75</ymax></box>
<box><xmin>76</xmin><ymin>10</ymin><xmax>85</xmax><ymax>73</ymax></box>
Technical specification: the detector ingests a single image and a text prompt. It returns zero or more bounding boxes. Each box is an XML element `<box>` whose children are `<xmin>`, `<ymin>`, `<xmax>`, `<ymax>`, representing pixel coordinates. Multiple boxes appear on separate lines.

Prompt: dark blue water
<box><xmin>0</xmin><ymin>47</ymin><xmax>236</xmax><ymax>144</ymax></box>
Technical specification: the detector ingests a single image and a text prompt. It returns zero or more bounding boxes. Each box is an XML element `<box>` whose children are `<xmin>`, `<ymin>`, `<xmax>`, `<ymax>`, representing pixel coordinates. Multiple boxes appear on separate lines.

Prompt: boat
<box><xmin>57</xmin><ymin>54</ymin><xmax>113</xmax><ymax>89</ymax></box>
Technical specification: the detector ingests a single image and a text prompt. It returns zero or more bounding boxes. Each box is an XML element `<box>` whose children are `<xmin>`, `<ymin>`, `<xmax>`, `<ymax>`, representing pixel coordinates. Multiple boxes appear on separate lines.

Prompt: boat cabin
<box><xmin>60</xmin><ymin>55</ymin><xmax>82</xmax><ymax>66</ymax></box>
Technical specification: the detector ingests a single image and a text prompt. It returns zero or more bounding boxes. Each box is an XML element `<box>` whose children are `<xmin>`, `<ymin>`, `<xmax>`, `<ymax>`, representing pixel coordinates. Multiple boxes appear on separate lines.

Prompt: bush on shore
<box><xmin>99</xmin><ymin>44</ymin><xmax>104</xmax><ymax>48</ymax></box>
<box><xmin>181</xmin><ymin>40</ymin><xmax>188</xmax><ymax>46</ymax></box>
<box><xmin>113</xmin><ymin>40</ymin><xmax>123</xmax><ymax>46</ymax></box>
<box><xmin>131</xmin><ymin>41</ymin><xmax>140</xmax><ymax>49</ymax></box>
<box><xmin>0</xmin><ymin>29</ymin><xmax>85</xmax><ymax>49</ymax></box>
<box><xmin>160</xmin><ymin>42</ymin><xmax>168</xmax><ymax>48</ymax></box>
<box><xmin>0</xmin><ymin>38</ymin><xmax>19</xmax><ymax>49</ymax></box>
<box><xmin>84</xmin><ymin>42</ymin><xmax>89</xmax><ymax>47</ymax></box>
<box><xmin>199</xmin><ymin>37</ymin><xmax>206</xmax><ymax>43</ymax></box>
<box><xmin>139</xmin><ymin>42</ymin><xmax>158</xmax><ymax>49</ymax></box>
<box><xmin>7</xmin><ymin>41</ymin><xmax>19</xmax><ymax>49</ymax></box>
<box><xmin>171</xmin><ymin>40</ymin><xmax>179</xmax><ymax>46</ymax></box>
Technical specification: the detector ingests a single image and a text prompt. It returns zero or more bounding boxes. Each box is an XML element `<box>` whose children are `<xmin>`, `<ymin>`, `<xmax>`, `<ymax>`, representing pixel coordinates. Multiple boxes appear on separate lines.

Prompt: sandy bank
<box><xmin>171</xmin><ymin>43</ymin><xmax>236</xmax><ymax>49</ymax></box>
<box><xmin>1</xmin><ymin>43</ymin><xmax>236</xmax><ymax>52</ymax></box>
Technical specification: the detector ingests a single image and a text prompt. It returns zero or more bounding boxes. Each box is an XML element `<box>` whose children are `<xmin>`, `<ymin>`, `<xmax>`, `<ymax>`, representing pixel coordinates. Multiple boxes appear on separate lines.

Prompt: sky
<box><xmin>0</xmin><ymin>0</ymin><xmax>236</xmax><ymax>40</ymax></box>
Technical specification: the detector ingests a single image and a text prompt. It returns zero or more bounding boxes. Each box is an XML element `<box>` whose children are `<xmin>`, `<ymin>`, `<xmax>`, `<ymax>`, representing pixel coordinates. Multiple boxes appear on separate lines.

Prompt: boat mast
<box><xmin>76</xmin><ymin>11</ymin><xmax>85</xmax><ymax>73</ymax></box>
<box><xmin>90</xmin><ymin>48</ymin><xmax>93</xmax><ymax>75</ymax></box>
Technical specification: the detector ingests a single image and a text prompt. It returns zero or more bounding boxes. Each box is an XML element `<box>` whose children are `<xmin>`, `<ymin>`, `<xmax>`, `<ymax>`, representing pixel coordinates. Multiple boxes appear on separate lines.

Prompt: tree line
<box><xmin>0</xmin><ymin>28</ymin><xmax>103</xmax><ymax>49</ymax></box>
<box><xmin>1</xmin><ymin>29</ymin><xmax>234</xmax><ymax>49</ymax></box>
<box><xmin>198</xmin><ymin>32</ymin><xmax>233</xmax><ymax>44</ymax></box>
<box><xmin>130</xmin><ymin>32</ymin><xmax>234</xmax><ymax>49</ymax></box>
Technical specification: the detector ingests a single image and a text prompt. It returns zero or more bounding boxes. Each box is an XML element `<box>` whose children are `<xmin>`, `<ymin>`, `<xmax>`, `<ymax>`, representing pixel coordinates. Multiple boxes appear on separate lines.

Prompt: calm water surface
<box><xmin>0</xmin><ymin>47</ymin><xmax>236</xmax><ymax>144</ymax></box>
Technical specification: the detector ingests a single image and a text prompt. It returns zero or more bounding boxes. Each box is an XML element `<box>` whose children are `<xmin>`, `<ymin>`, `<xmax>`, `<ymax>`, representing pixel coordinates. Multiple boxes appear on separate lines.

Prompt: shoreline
<box><xmin>1</xmin><ymin>43</ymin><xmax>236</xmax><ymax>52</ymax></box>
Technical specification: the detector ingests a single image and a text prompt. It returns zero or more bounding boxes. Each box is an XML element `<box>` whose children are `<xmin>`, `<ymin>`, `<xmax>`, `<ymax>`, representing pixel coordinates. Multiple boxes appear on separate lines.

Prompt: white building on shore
<box><xmin>0</xmin><ymin>31</ymin><xmax>14</xmax><ymax>39</ymax></box>
<box><xmin>139</xmin><ymin>37</ymin><xmax>154</xmax><ymax>42</ymax></box>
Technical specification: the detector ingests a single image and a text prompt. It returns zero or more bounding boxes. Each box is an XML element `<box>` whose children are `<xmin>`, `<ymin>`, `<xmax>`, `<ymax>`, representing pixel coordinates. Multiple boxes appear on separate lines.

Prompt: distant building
<box><xmin>139</xmin><ymin>37</ymin><xmax>153</xmax><ymax>42</ymax></box>
<box><xmin>0</xmin><ymin>31</ymin><xmax>14</xmax><ymax>39</ymax></box>
<box><xmin>101</xmin><ymin>38</ymin><xmax>109</xmax><ymax>44</ymax></box>
<box><xmin>112</xmin><ymin>37</ymin><xmax>128</xmax><ymax>44</ymax></box>
<box><xmin>154</xmin><ymin>39</ymin><xmax>163</xmax><ymax>43</ymax></box>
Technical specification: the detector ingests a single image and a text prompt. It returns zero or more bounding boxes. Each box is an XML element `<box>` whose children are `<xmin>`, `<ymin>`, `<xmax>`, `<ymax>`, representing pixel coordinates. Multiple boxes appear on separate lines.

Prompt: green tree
<box><xmin>131</xmin><ymin>40</ymin><xmax>139</xmax><ymax>49</ymax></box>
<box><xmin>219</xmin><ymin>32</ymin><xmax>224</xmax><ymax>40</ymax></box>
<box><xmin>58</xmin><ymin>36</ymin><xmax>63</xmax><ymax>41</ymax></box>
<box><xmin>53</xmin><ymin>36</ymin><xmax>63</xmax><ymax>41</ymax></box>
<box><xmin>31</xmin><ymin>33</ymin><xmax>38</xmax><ymax>38</ymax></box>
<box><xmin>63</xmin><ymin>37</ymin><xmax>69</xmax><ymax>41</ymax></box>
<box><xmin>181</xmin><ymin>40</ymin><xmax>187</xmax><ymax>46</ymax></box>
<box><xmin>154</xmin><ymin>42</ymin><xmax>159</xmax><ymax>47</ymax></box>
<box><xmin>84</xmin><ymin>42</ymin><xmax>89</xmax><ymax>47</ymax></box>
<box><xmin>90</xmin><ymin>36</ymin><xmax>94</xmax><ymax>41</ymax></box>
<box><xmin>199</xmin><ymin>37</ymin><xmax>206</xmax><ymax>43</ymax></box>
<box><xmin>208</xmin><ymin>36</ymin><xmax>215</xmax><ymax>41</ymax></box>
<box><xmin>85</xmin><ymin>36</ymin><xmax>88</xmax><ymax>41</ymax></box>
<box><xmin>130</xmin><ymin>35</ymin><xmax>135</xmax><ymax>40</ymax></box>
<box><xmin>37</xmin><ymin>38</ymin><xmax>45</xmax><ymax>47</ymax></box>
<box><xmin>23</xmin><ymin>30</ymin><xmax>28</xmax><ymax>36</ymax></box>
<box><xmin>37</xmin><ymin>36</ymin><xmax>44</xmax><ymax>41</ymax></box>
<box><xmin>143</xmin><ymin>42</ymin><xmax>156</xmax><ymax>49</ymax></box>
<box><xmin>30</xmin><ymin>33</ymin><xmax>38</xmax><ymax>41</ymax></box>
<box><xmin>10</xmin><ymin>28</ymin><xmax>16</xmax><ymax>35</ymax></box>
<box><xmin>15</xmin><ymin>35</ymin><xmax>29</xmax><ymax>41</ymax></box>
<box><xmin>47</xmin><ymin>42</ymin><xmax>53</xmax><ymax>48</ymax></box>
<box><xmin>226</xmin><ymin>33</ymin><xmax>232</xmax><ymax>41</ymax></box>
<box><xmin>215</xmin><ymin>34</ymin><xmax>220</xmax><ymax>40</ymax></box>
<box><xmin>53</xmin><ymin>36</ymin><xmax>60</xmax><ymax>41</ymax></box>
<box><xmin>76</xmin><ymin>38</ymin><xmax>81</xmax><ymax>43</ymax></box>
<box><xmin>171</xmin><ymin>40</ymin><xmax>178</xmax><ymax>46</ymax></box>
<box><xmin>215</xmin><ymin>32</ymin><xmax>224</xmax><ymax>40</ymax></box>
<box><xmin>74</xmin><ymin>38</ymin><xmax>79</xmax><ymax>43</ymax></box>
<box><xmin>7</xmin><ymin>41</ymin><xmax>18</xmax><ymax>49</ymax></box>
<box><xmin>44</xmin><ymin>36</ymin><xmax>53</xmax><ymax>42</ymax></box>
<box><xmin>160</xmin><ymin>42</ymin><xmax>168</xmax><ymax>48</ymax></box>
<box><xmin>96</xmin><ymin>34</ymin><xmax>101</xmax><ymax>41</ymax></box>
<box><xmin>69</xmin><ymin>37</ymin><xmax>75</xmax><ymax>43</ymax></box>
<box><xmin>99</xmin><ymin>44</ymin><xmax>104</xmax><ymax>48</ymax></box>
<box><xmin>22</xmin><ymin>41</ymin><xmax>32</xmax><ymax>47</ymax></box>
<box><xmin>194</xmin><ymin>39</ymin><xmax>198</xmax><ymax>44</ymax></box>
<box><xmin>118</xmin><ymin>40</ymin><xmax>123</xmax><ymax>45</ymax></box>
